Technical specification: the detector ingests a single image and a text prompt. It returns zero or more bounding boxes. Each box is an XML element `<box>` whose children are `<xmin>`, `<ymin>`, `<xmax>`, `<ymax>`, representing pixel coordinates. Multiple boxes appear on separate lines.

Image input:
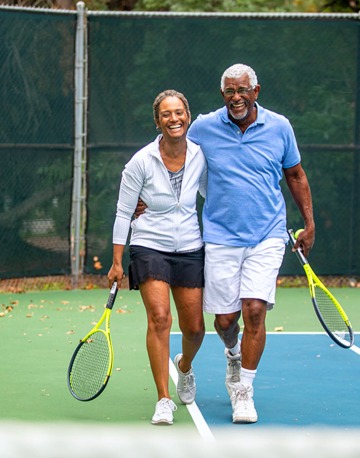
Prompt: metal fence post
<box><xmin>71</xmin><ymin>1</ymin><xmax>87</xmax><ymax>285</ymax></box>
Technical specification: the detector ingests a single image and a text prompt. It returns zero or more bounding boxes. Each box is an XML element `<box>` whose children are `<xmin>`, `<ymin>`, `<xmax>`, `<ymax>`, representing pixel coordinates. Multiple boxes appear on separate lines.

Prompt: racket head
<box><xmin>311</xmin><ymin>282</ymin><xmax>354</xmax><ymax>349</ymax></box>
<box><xmin>67</xmin><ymin>328</ymin><xmax>114</xmax><ymax>401</ymax></box>
<box><xmin>288</xmin><ymin>228</ymin><xmax>354</xmax><ymax>349</ymax></box>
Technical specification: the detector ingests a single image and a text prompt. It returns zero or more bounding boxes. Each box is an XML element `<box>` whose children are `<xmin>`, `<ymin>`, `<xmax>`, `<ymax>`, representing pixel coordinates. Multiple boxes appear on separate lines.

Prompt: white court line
<box><xmin>173</xmin><ymin>331</ymin><xmax>360</xmax><ymax>335</ymax></box>
<box><xmin>264</xmin><ymin>332</ymin><xmax>360</xmax><ymax>354</ymax></box>
<box><xmin>169</xmin><ymin>358</ymin><xmax>216</xmax><ymax>443</ymax></box>
<box><xmin>350</xmin><ymin>344</ymin><xmax>360</xmax><ymax>355</ymax></box>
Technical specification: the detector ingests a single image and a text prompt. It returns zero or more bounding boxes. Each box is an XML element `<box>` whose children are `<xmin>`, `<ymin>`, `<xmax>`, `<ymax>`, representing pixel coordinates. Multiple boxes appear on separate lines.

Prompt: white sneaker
<box><xmin>225</xmin><ymin>347</ymin><xmax>241</xmax><ymax>398</ymax></box>
<box><xmin>151</xmin><ymin>398</ymin><xmax>177</xmax><ymax>425</ymax></box>
<box><xmin>174</xmin><ymin>353</ymin><xmax>196</xmax><ymax>404</ymax></box>
<box><xmin>231</xmin><ymin>384</ymin><xmax>258</xmax><ymax>423</ymax></box>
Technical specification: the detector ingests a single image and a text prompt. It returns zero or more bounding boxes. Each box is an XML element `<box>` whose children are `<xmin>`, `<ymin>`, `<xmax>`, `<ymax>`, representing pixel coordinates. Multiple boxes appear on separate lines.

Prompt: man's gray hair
<box><xmin>220</xmin><ymin>64</ymin><xmax>258</xmax><ymax>90</ymax></box>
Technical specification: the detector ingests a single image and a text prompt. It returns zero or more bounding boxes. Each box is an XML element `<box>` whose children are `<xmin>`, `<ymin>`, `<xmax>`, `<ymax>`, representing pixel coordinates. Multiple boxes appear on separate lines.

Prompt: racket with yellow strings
<box><xmin>288</xmin><ymin>229</ymin><xmax>354</xmax><ymax>349</ymax></box>
<box><xmin>67</xmin><ymin>282</ymin><xmax>118</xmax><ymax>401</ymax></box>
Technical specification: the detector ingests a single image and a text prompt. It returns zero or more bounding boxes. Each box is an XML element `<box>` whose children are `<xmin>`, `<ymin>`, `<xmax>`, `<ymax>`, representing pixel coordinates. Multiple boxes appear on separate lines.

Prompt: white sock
<box><xmin>228</xmin><ymin>340</ymin><xmax>240</xmax><ymax>356</ymax></box>
<box><xmin>240</xmin><ymin>367</ymin><xmax>257</xmax><ymax>386</ymax></box>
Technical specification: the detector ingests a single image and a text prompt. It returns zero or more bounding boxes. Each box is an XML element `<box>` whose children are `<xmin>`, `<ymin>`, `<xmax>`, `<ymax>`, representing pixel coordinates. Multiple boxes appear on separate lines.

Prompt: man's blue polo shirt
<box><xmin>187</xmin><ymin>104</ymin><xmax>301</xmax><ymax>247</ymax></box>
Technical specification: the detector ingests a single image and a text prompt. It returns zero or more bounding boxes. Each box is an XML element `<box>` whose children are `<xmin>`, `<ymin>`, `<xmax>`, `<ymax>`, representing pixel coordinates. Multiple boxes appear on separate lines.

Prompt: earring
<box><xmin>156</xmin><ymin>126</ymin><xmax>161</xmax><ymax>131</ymax></box>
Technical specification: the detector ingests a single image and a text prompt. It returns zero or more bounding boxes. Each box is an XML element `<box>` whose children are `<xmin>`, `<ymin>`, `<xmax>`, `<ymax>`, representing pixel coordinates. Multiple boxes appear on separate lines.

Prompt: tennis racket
<box><xmin>287</xmin><ymin>229</ymin><xmax>354</xmax><ymax>348</ymax></box>
<box><xmin>67</xmin><ymin>281</ymin><xmax>118</xmax><ymax>401</ymax></box>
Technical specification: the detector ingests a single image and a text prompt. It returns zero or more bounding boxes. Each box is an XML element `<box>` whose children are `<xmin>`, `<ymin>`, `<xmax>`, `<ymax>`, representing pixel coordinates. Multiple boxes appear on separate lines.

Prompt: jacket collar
<box><xmin>149</xmin><ymin>134</ymin><xmax>201</xmax><ymax>160</ymax></box>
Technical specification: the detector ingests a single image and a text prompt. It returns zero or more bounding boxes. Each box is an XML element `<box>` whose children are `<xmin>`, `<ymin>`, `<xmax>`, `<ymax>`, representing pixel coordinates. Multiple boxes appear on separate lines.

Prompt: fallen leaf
<box><xmin>79</xmin><ymin>305</ymin><xmax>95</xmax><ymax>312</ymax></box>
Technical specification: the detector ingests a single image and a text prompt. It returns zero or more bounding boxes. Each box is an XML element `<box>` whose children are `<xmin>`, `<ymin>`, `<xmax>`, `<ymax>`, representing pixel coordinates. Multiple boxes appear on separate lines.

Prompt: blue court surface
<box><xmin>170</xmin><ymin>332</ymin><xmax>360</xmax><ymax>436</ymax></box>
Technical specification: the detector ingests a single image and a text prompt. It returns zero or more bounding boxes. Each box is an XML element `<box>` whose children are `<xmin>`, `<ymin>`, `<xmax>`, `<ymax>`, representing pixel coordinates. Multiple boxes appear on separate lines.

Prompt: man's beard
<box><xmin>229</xmin><ymin>106</ymin><xmax>248</xmax><ymax>121</ymax></box>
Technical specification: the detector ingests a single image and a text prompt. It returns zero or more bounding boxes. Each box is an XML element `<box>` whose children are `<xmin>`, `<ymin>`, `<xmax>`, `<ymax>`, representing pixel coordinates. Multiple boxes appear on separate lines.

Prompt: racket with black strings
<box><xmin>288</xmin><ymin>229</ymin><xmax>354</xmax><ymax>349</ymax></box>
<box><xmin>67</xmin><ymin>281</ymin><xmax>118</xmax><ymax>401</ymax></box>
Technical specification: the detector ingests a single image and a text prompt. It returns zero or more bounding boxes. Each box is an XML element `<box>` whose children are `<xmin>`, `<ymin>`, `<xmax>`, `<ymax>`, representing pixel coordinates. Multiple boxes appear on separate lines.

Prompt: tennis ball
<box><xmin>294</xmin><ymin>229</ymin><xmax>304</xmax><ymax>239</ymax></box>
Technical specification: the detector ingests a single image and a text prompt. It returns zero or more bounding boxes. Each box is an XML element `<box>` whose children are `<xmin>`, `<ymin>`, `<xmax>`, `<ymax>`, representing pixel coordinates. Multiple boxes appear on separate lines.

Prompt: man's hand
<box><xmin>134</xmin><ymin>198</ymin><xmax>147</xmax><ymax>218</ymax></box>
<box><xmin>293</xmin><ymin>226</ymin><xmax>315</xmax><ymax>258</ymax></box>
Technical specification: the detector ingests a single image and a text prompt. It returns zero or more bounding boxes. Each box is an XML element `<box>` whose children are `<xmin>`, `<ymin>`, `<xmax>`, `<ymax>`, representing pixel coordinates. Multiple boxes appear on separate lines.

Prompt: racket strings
<box><xmin>69</xmin><ymin>331</ymin><xmax>111</xmax><ymax>400</ymax></box>
<box><xmin>314</xmin><ymin>285</ymin><xmax>351</xmax><ymax>343</ymax></box>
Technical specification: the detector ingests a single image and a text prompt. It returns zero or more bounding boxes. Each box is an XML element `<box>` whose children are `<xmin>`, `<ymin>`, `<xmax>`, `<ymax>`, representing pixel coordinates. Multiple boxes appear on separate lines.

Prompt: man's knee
<box><xmin>215</xmin><ymin>312</ymin><xmax>240</xmax><ymax>333</ymax></box>
<box><xmin>242</xmin><ymin>299</ymin><xmax>267</xmax><ymax>328</ymax></box>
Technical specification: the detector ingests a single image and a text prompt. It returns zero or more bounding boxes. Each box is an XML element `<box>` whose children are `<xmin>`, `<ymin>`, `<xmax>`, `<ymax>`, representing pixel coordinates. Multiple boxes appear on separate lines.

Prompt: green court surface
<box><xmin>1</xmin><ymin>286</ymin><xmax>359</xmax><ymax>426</ymax></box>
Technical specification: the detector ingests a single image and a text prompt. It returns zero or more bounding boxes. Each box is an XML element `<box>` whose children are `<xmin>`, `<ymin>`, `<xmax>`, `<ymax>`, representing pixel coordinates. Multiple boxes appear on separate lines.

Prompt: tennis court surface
<box><xmin>1</xmin><ymin>286</ymin><xmax>360</xmax><ymax>457</ymax></box>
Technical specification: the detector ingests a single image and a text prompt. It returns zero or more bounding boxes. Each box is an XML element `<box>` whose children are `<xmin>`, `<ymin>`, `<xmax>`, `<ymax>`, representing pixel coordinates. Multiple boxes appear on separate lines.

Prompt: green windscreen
<box><xmin>1</xmin><ymin>9</ymin><xmax>359</xmax><ymax>278</ymax></box>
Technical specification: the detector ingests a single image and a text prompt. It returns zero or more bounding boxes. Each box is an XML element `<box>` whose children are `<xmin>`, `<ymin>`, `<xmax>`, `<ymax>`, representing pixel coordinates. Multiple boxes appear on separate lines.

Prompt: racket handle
<box><xmin>287</xmin><ymin>229</ymin><xmax>308</xmax><ymax>266</ymax></box>
<box><xmin>106</xmin><ymin>281</ymin><xmax>118</xmax><ymax>309</ymax></box>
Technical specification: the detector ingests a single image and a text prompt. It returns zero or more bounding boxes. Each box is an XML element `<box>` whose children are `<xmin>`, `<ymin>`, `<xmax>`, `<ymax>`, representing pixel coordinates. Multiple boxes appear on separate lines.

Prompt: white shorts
<box><xmin>203</xmin><ymin>238</ymin><xmax>286</xmax><ymax>314</ymax></box>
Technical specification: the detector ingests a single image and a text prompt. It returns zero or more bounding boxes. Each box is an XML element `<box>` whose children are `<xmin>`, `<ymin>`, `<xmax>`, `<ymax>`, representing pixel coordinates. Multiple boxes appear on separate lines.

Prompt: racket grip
<box><xmin>106</xmin><ymin>281</ymin><xmax>118</xmax><ymax>309</ymax></box>
<box><xmin>110</xmin><ymin>281</ymin><xmax>117</xmax><ymax>293</ymax></box>
<box><xmin>287</xmin><ymin>229</ymin><xmax>308</xmax><ymax>266</ymax></box>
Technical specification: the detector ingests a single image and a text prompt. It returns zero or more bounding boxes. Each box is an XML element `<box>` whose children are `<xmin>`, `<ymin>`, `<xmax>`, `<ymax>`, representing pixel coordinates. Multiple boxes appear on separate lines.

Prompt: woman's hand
<box><xmin>107</xmin><ymin>264</ymin><xmax>124</xmax><ymax>289</ymax></box>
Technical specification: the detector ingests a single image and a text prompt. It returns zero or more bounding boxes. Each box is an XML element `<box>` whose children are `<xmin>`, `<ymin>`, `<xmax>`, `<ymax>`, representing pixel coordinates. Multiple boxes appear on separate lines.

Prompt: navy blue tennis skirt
<box><xmin>128</xmin><ymin>245</ymin><xmax>204</xmax><ymax>290</ymax></box>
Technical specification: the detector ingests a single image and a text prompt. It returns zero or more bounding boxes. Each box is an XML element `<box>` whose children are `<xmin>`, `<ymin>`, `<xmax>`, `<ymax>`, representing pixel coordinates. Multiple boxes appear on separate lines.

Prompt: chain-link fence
<box><xmin>1</xmin><ymin>6</ymin><xmax>359</xmax><ymax>286</ymax></box>
<box><xmin>0</xmin><ymin>7</ymin><xmax>75</xmax><ymax>280</ymax></box>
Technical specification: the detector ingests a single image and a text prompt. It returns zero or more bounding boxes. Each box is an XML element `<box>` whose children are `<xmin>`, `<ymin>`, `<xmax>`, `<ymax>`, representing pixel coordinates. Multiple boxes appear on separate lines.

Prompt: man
<box><xmin>187</xmin><ymin>63</ymin><xmax>315</xmax><ymax>424</ymax></box>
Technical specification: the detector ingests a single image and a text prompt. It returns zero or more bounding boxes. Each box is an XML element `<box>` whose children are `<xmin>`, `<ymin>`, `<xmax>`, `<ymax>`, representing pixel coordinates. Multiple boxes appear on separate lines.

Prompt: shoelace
<box><xmin>181</xmin><ymin>373</ymin><xmax>194</xmax><ymax>389</ymax></box>
<box><xmin>228</xmin><ymin>360</ymin><xmax>240</xmax><ymax>380</ymax></box>
<box><xmin>229</xmin><ymin>359</ymin><xmax>239</xmax><ymax>371</ymax></box>
<box><xmin>236</xmin><ymin>386</ymin><xmax>253</xmax><ymax>405</ymax></box>
<box><xmin>157</xmin><ymin>398</ymin><xmax>177</xmax><ymax>413</ymax></box>
<box><xmin>239</xmin><ymin>389</ymin><xmax>250</xmax><ymax>400</ymax></box>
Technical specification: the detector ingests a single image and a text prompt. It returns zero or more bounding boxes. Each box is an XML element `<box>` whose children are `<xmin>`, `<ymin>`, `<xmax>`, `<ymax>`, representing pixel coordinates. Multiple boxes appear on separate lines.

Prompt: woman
<box><xmin>107</xmin><ymin>90</ymin><xmax>207</xmax><ymax>425</ymax></box>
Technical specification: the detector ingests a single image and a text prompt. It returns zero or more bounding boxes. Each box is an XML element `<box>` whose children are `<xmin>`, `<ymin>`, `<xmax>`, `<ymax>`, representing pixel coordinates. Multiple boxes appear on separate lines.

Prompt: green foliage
<box><xmin>2</xmin><ymin>0</ymin><xmax>357</xmax><ymax>12</ymax></box>
<box><xmin>132</xmin><ymin>0</ymin><xmax>349</xmax><ymax>12</ymax></box>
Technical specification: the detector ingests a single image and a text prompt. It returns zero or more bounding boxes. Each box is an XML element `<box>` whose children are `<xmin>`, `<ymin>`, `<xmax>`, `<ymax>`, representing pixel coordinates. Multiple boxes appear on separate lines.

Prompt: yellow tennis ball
<box><xmin>294</xmin><ymin>229</ymin><xmax>304</xmax><ymax>239</ymax></box>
